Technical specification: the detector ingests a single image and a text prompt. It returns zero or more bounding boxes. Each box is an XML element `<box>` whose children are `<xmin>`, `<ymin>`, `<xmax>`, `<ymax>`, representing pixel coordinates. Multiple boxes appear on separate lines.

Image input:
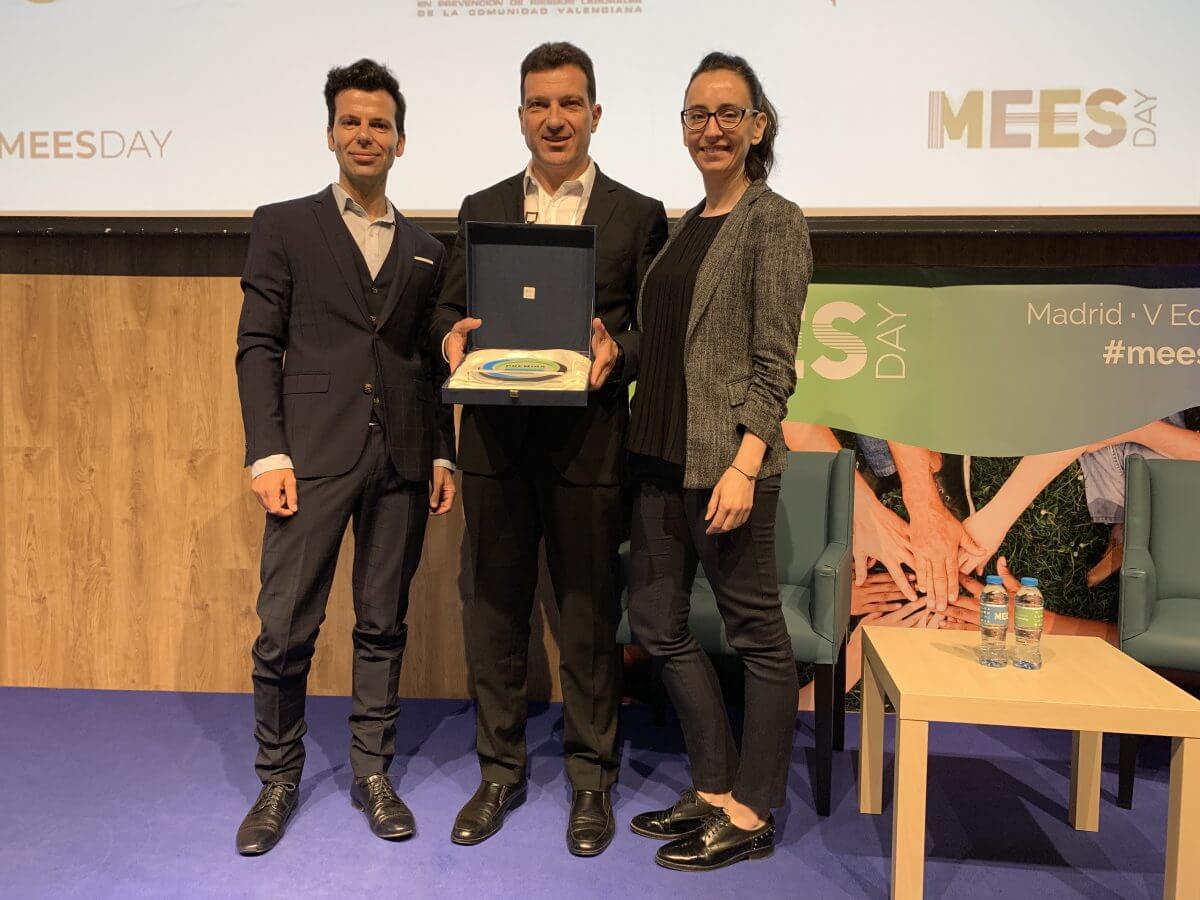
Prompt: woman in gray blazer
<box><xmin>620</xmin><ymin>51</ymin><xmax>811</xmax><ymax>871</ymax></box>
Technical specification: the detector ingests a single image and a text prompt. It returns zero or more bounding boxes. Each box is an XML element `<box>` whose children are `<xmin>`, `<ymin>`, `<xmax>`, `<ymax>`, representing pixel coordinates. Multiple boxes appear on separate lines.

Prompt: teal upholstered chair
<box><xmin>617</xmin><ymin>449</ymin><xmax>854</xmax><ymax>816</ymax></box>
<box><xmin>1117</xmin><ymin>454</ymin><xmax>1200</xmax><ymax>807</ymax></box>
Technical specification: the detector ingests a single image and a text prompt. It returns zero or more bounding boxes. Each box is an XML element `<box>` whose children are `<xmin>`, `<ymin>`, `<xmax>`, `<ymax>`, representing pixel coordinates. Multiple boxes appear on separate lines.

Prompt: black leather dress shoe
<box><xmin>351</xmin><ymin>774</ymin><xmax>416</xmax><ymax>841</ymax></box>
<box><xmin>655</xmin><ymin>810</ymin><xmax>775</xmax><ymax>872</ymax></box>
<box><xmin>236</xmin><ymin>781</ymin><xmax>298</xmax><ymax>856</ymax></box>
<box><xmin>567</xmin><ymin>789</ymin><xmax>614</xmax><ymax>856</ymax></box>
<box><xmin>451</xmin><ymin>780</ymin><xmax>527</xmax><ymax>845</ymax></box>
<box><xmin>629</xmin><ymin>787</ymin><xmax>719</xmax><ymax>840</ymax></box>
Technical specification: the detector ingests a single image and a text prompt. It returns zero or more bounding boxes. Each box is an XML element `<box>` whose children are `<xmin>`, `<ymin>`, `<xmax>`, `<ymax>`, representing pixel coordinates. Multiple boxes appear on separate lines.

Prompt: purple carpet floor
<box><xmin>0</xmin><ymin>687</ymin><xmax>1176</xmax><ymax>899</ymax></box>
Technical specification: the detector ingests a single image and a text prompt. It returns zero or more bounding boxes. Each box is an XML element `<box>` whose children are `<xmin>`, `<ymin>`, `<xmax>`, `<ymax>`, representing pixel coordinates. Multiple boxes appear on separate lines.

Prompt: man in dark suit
<box><xmin>434</xmin><ymin>42</ymin><xmax>668</xmax><ymax>856</ymax></box>
<box><xmin>233</xmin><ymin>59</ymin><xmax>456</xmax><ymax>855</ymax></box>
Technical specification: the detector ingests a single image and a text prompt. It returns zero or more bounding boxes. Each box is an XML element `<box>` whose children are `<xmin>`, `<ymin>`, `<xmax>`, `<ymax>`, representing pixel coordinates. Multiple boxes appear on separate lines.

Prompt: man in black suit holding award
<box><xmin>435</xmin><ymin>42</ymin><xmax>668</xmax><ymax>856</ymax></box>
<box><xmin>234</xmin><ymin>59</ymin><xmax>456</xmax><ymax>855</ymax></box>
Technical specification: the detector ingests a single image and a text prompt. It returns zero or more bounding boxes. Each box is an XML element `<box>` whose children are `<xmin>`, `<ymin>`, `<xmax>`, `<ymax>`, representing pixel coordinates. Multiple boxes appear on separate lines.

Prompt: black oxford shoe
<box><xmin>236</xmin><ymin>781</ymin><xmax>298</xmax><ymax>856</ymax></box>
<box><xmin>629</xmin><ymin>787</ymin><xmax>718</xmax><ymax>840</ymax></box>
<box><xmin>654</xmin><ymin>810</ymin><xmax>775</xmax><ymax>872</ymax></box>
<box><xmin>351</xmin><ymin>774</ymin><xmax>416</xmax><ymax>841</ymax></box>
<box><xmin>451</xmin><ymin>780</ymin><xmax>527</xmax><ymax>845</ymax></box>
<box><xmin>567</xmin><ymin>789</ymin><xmax>614</xmax><ymax>856</ymax></box>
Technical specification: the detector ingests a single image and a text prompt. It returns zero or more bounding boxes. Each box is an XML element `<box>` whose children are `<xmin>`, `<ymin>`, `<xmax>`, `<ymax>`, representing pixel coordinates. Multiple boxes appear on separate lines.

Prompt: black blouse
<box><xmin>627</xmin><ymin>213</ymin><xmax>728</xmax><ymax>465</ymax></box>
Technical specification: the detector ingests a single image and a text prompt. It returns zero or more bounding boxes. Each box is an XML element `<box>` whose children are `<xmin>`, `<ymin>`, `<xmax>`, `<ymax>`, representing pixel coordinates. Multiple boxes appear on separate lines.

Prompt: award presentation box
<box><xmin>441</xmin><ymin>221</ymin><xmax>595</xmax><ymax>407</ymax></box>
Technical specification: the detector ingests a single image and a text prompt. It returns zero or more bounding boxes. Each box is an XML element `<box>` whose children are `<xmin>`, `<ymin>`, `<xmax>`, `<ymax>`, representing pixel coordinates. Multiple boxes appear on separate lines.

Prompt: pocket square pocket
<box><xmin>414</xmin><ymin>255</ymin><xmax>434</xmax><ymax>265</ymax></box>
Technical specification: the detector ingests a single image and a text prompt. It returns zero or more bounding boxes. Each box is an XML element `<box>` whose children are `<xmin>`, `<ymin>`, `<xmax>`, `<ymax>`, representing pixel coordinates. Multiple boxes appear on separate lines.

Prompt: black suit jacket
<box><xmin>433</xmin><ymin>167</ymin><xmax>668</xmax><ymax>485</ymax></box>
<box><xmin>236</xmin><ymin>186</ymin><xmax>455</xmax><ymax>481</ymax></box>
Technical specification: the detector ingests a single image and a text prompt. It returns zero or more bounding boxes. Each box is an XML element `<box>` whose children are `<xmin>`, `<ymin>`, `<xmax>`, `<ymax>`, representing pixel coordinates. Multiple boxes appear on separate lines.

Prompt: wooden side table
<box><xmin>857</xmin><ymin>626</ymin><xmax>1200</xmax><ymax>899</ymax></box>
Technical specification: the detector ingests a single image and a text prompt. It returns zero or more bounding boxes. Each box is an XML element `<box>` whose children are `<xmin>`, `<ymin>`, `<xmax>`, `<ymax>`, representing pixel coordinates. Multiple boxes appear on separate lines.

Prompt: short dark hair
<box><xmin>687</xmin><ymin>52</ymin><xmax>778</xmax><ymax>182</ymax></box>
<box><xmin>520</xmin><ymin>42</ymin><xmax>596</xmax><ymax>105</ymax></box>
<box><xmin>324</xmin><ymin>58</ymin><xmax>406</xmax><ymax>133</ymax></box>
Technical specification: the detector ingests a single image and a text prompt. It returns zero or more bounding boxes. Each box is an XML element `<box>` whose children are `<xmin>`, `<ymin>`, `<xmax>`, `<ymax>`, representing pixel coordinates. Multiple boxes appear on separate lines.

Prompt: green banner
<box><xmin>788</xmin><ymin>284</ymin><xmax>1200</xmax><ymax>456</ymax></box>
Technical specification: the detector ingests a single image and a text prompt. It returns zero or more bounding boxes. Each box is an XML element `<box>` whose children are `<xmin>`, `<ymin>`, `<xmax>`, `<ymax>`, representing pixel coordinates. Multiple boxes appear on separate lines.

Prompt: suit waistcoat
<box><xmin>345</xmin><ymin>221</ymin><xmax>401</xmax><ymax>425</ymax></box>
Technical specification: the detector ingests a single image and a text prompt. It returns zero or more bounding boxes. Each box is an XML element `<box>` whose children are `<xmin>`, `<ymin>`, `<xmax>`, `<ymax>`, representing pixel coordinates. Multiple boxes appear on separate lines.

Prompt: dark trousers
<box><xmin>627</xmin><ymin>459</ymin><xmax>798</xmax><ymax>814</ymax></box>
<box><xmin>251</xmin><ymin>425</ymin><xmax>429</xmax><ymax>784</ymax></box>
<box><xmin>462</xmin><ymin>456</ymin><xmax>623</xmax><ymax>790</ymax></box>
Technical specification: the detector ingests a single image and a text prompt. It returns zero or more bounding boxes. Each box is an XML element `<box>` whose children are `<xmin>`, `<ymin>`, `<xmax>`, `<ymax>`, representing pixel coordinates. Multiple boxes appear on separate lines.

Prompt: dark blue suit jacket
<box><xmin>236</xmin><ymin>186</ymin><xmax>454</xmax><ymax>480</ymax></box>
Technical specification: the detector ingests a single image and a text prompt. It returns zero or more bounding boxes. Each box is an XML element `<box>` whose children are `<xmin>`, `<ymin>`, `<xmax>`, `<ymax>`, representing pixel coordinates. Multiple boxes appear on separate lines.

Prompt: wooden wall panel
<box><xmin>0</xmin><ymin>274</ymin><xmax>562</xmax><ymax>699</ymax></box>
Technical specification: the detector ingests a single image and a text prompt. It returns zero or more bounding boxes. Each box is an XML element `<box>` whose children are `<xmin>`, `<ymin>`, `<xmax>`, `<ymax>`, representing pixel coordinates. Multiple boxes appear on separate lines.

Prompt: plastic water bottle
<box><xmin>1013</xmin><ymin>577</ymin><xmax>1045</xmax><ymax>670</ymax></box>
<box><xmin>978</xmin><ymin>575</ymin><xmax>1009</xmax><ymax>667</ymax></box>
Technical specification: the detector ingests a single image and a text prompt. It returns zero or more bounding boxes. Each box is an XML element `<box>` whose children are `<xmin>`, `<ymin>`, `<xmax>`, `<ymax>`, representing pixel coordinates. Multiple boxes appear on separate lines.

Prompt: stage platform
<box><xmin>0</xmin><ymin>688</ymin><xmax>1175</xmax><ymax>898</ymax></box>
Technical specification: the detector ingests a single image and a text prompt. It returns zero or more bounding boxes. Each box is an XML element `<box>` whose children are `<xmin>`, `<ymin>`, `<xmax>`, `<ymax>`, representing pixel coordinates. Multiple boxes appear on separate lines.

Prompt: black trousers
<box><xmin>462</xmin><ymin>455</ymin><xmax>623</xmax><ymax>790</ymax></box>
<box><xmin>251</xmin><ymin>425</ymin><xmax>428</xmax><ymax>784</ymax></box>
<box><xmin>627</xmin><ymin>458</ymin><xmax>798</xmax><ymax>814</ymax></box>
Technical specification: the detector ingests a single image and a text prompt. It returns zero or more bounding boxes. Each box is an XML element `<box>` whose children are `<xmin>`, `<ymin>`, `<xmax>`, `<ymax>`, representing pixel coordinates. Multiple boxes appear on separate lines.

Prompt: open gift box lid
<box><xmin>441</xmin><ymin>221</ymin><xmax>596</xmax><ymax>407</ymax></box>
<box><xmin>466</xmin><ymin>220</ymin><xmax>596</xmax><ymax>352</ymax></box>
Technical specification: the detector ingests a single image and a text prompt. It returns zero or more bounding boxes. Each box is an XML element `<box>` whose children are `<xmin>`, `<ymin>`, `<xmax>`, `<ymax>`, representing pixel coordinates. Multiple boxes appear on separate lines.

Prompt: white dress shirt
<box><xmin>522</xmin><ymin>159</ymin><xmax>596</xmax><ymax>226</ymax></box>
<box><xmin>330</xmin><ymin>182</ymin><xmax>396</xmax><ymax>277</ymax></box>
<box><xmin>251</xmin><ymin>183</ymin><xmax>452</xmax><ymax>478</ymax></box>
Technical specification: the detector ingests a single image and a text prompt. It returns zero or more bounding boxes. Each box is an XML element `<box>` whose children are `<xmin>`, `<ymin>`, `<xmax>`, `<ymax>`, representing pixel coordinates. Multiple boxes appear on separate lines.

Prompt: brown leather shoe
<box><xmin>1087</xmin><ymin>525</ymin><xmax>1124</xmax><ymax>587</ymax></box>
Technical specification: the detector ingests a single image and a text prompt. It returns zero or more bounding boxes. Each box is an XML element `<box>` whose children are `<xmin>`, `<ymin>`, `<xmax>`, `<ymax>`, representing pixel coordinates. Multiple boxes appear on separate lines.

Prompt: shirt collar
<box><xmin>523</xmin><ymin>159</ymin><xmax>596</xmax><ymax>199</ymax></box>
<box><xmin>330</xmin><ymin>182</ymin><xmax>395</xmax><ymax>225</ymax></box>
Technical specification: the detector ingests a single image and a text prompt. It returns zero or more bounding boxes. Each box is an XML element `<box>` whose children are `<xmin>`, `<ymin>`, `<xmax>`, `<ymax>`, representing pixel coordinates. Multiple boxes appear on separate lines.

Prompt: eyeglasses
<box><xmin>680</xmin><ymin>105</ymin><xmax>759</xmax><ymax>132</ymax></box>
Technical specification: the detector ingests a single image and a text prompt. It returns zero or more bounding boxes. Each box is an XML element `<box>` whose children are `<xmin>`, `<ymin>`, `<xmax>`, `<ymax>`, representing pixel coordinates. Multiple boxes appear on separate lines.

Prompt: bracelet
<box><xmin>729</xmin><ymin>463</ymin><xmax>756</xmax><ymax>480</ymax></box>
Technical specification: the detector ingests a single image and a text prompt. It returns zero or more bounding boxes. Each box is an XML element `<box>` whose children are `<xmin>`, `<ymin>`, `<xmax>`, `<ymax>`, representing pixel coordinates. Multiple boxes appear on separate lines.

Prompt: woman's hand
<box><xmin>852</xmin><ymin>570</ymin><xmax>918</xmax><ymax>617</ymax></box>
<box><xmin>942</xmin><ymin>593</ymin><xmax>980</xmax><ymax>630</ymax></box>
<box><xmin>854</xmin><ymin>490</ymin><xmax>919</xmax><ymax>603</ymax></box>
<box><xmin>863</xmin><ymin>598</ymin><xmax>932</xmax><ymax>629</ymax></box>
<box><xmin>957</xmin><ymin>502</ymin><xmax>1012</xmax><ymax>576</ymax></box>
<box><xmin>705</xmin><ymin>467</ymin><xmax>755</xmax><ymax>534</ymax></box>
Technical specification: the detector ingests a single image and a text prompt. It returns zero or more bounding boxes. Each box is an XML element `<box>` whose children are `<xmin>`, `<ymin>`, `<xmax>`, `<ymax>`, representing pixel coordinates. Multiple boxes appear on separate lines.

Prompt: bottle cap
<box><xmin>1020</xmin><ymin>577</ymin><xmax>1039</xmax><ymax>587</ymax></box>
<box><xmin>985</xmin><ymin>575</ymin><xmax>1003</xmax><ymax>585</ymax></box>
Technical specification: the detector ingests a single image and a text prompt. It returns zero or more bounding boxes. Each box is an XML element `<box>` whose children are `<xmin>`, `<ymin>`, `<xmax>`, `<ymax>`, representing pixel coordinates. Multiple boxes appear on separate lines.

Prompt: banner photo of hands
<box><xmin>785</xmin><ymin>278</ymin><xmax>1200</xmax><ymax>708</ymax></box>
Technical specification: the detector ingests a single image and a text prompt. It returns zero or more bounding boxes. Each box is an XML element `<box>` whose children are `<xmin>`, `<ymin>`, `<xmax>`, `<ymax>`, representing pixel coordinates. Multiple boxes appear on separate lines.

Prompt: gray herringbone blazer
<box><xmin>635</xmin><ymin>180</ymin><xmax>812</xmax><ymax>488</ymax></box>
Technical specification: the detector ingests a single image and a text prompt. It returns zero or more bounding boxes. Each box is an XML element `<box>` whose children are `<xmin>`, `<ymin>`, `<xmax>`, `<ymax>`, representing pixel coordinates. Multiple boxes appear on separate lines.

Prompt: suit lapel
<box><xmin>502</xmin><ymin>173</ymin><xmax>525</xmax><ymax>223</ymax></box>
<box><xmin>312</xmin><ymin>187</ymin><xmax>371</xmax><ymax>325</ymax></box>
<box><xmin>685</xmin><ymin>180</ymin><xmax>769</xmax><ymax>347</ymax></box>
<box><xmin>580</xmin><ymin>167</ymin><xmax>618</xmax><ymax>236</ymax></box>
<box><xmin>375</xmin><ymin>217</ymin><xmax>415</xmax><ymax>329</ymax></box>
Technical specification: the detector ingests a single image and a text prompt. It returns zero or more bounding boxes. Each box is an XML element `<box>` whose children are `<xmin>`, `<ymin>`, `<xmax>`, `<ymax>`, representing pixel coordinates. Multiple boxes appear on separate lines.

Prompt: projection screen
<box><xmin>1</xmin><ymin>0</ymin><xmax>1197</xmax><ymax>216</ymax></box>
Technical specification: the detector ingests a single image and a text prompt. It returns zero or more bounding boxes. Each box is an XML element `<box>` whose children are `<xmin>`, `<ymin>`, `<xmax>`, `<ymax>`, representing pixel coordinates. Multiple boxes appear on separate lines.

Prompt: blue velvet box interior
<box><xmin>441</xmin><ymin>221</ymin><xmax>596</xmax><ymax>407</ymax></box>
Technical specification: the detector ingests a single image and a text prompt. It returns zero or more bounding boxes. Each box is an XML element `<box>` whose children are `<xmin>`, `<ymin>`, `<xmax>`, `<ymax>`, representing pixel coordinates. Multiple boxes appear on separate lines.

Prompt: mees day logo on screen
<box><xmin>7</xmin><ymin>1</ymin><xmax>171</xmax><ymax>161</ymax></box>
<box><xmin>0</xmin><ymin>130</ymin><xmax>173</xmax><ymax>160</ymax></box>
<box><xmin>928</xmin><ymin>89</ymin><xmax>1159</xmax><ymax>149</ymax></box>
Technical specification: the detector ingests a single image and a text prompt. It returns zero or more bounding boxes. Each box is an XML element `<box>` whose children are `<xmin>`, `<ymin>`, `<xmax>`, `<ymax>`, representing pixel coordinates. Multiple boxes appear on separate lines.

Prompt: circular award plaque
<box><xmin>476</xmin><ymin>356</ymin><xmax>568</xmax><ymax>382</ymax></box>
